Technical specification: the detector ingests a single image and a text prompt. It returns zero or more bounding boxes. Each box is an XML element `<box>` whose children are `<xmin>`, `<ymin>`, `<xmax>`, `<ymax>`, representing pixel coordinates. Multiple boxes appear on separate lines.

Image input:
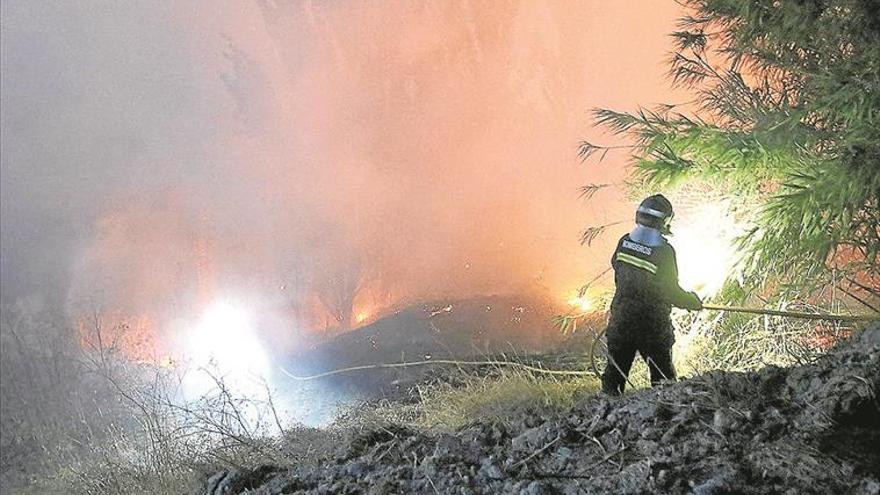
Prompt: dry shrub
<box><xmin>338</xmin><ymin>363</ymin><xmax>600</xmax><ymax>433</ymax></box>
<box><xmin>672</xmin><ymin>304</ymin><xmax>854</xmax><ymax>378</ymax></box>
<box><xmin>1</xmin><ymin>304</ymin><xmax>298</xmax><ymax>495</ymax></box>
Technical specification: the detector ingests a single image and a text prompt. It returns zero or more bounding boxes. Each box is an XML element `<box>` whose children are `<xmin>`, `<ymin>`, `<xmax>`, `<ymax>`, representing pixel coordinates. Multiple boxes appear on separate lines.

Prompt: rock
<box><xmin>857</xmin><ymin>324</ymin><xmax>880</xmax><ymax>348</ymax></box>
<box><xmin>691</xmin><ymin>471</ymin><xmax>733</xmax><ymax>495</ymax></box>
<box><xmin>477</xmin><ymin>457</ymin><xmax>503</xmax><ymax>480</ymax></box>
<box><xmin>511</xmin><ymin>425</ymin><xmax>552</xmax><ymax>452</ymax></box>
<box><xmin>203</xmin><ymin>469</ymin><xmax>236</xmax><ymax>495</ymax></box>
<box><xmin>199</xmin><ymin>466</ymin><xmax>283</xmax><ymax>495</ymax></box>
<box><xmin>342</xmin><ymin>461</ymin><xmax>366</xmax><ymax>478</ymax></box>
<box><xmin>460</xmin><ymin>426</ymin><xmax>484</xmax><ymax>445</ymax></box>
<box><xmin>635</xmin><ymin>439</ymin><xmax>659</xmax><ymax>456</ymax></box>
<box><xmin>617</xmin><ymin>461</ymin><xmax>651</xmax><ymax>493</ymax></box>
<box><xmin>433</xmin><ymin>434</ymin><xmax>462</xmax><ymax>460</ymax></box>
<box><xmin>656</xmin><ymin>469</ymin><xmax>668</xmax><ymax>483</ymax></box>
<box><xmin>712</xmin><ymin>409</ymin><xmax>733</xmax><ymax>434</ymax></box>
<box><xmin>522</xmin><ymin>480</ymin><xmax>548</xmax><ymax>495</ymax></box>
<box><xmin>555</xmin><ymin>446</ymin><xmax>573</xmax><ymax>460</ymax></box>
<box><xmin>856</xmin><ymin>479</ymin><xmax>880</xmax><ymax>495</ymax></box>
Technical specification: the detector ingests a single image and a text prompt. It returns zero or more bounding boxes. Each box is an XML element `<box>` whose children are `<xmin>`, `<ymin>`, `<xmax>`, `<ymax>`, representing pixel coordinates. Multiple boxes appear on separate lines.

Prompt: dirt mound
<box><xmin>200</xmin><ymin>324</ymin><xmax>880</xmax><ymax>494</ymax></box>
<box><xmin>281</xmin><ymin>294</ymin><xmax>566</xmax><ymax>397</ymax></box>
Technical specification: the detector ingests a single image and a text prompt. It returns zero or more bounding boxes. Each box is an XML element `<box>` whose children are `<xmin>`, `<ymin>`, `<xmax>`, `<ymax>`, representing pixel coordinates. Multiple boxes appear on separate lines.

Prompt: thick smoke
<box><xmin>1</xmin><ymin>1</ymin><xmax>685</xmax><ymax>357</ymax></box>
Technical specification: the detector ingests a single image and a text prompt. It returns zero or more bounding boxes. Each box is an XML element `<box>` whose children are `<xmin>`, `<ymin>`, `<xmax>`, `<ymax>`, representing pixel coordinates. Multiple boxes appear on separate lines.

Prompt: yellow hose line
<box><xmin>277</xmin><ymin>358</ymin><xmax>596</xmax><ymax>382</ymax></box>
<box><xmin>701</xmin><ymin>304</ymin><xmax>878</xmax><ymax>322</ymax></box>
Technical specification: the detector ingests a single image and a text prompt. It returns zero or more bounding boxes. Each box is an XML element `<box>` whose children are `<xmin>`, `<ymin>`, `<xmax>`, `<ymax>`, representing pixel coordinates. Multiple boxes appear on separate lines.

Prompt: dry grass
<box><xmin>338</xmin><ymin>365</ymin><xmax>601</xmax><ymax>433</ymax></box>
<box><xmin>553</xmin><ymin>301</ymin><xmax>858</xmax><ymax>394</ymax></box>
<box><xmin>672</xmin><ymin>304</ymin><xmax>853</xmax><ymax>378</ymax></box>
<box><xmin>5</xmin><ymin>299</ymin><xmax>861</xmax><ymax>495</ymax></box>
<box><xmin>414</xmin><ymin>372</ymin><xmax>600</xmax><ymax>431</ymax></box>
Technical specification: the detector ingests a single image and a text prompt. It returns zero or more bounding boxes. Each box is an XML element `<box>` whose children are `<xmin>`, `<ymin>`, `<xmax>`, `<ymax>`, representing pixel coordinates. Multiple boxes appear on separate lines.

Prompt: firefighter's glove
<box><xmin>684</xmin><ymin>292</ymin><xmax>703</xmax><ymax>311</ymax></box>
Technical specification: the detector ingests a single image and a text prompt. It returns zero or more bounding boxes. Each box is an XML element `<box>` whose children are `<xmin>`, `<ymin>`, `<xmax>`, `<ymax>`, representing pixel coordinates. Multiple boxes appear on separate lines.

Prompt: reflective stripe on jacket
<box><xmin>610</xmin><ymin>233</ymin><xmax>695</xmax><ymax>318</ymax></box>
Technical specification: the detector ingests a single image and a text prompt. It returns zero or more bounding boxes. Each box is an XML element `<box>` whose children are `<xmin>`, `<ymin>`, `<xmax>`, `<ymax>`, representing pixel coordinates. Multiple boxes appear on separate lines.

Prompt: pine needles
<box><xmin>580</xmin><ymin>0</ymin><xmax>880</xmax><ymax>309</ymax></box>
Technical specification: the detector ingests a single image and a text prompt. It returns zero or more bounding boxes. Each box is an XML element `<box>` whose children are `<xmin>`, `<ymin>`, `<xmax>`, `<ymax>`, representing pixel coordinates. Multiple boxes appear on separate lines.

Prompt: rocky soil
<box><xmin>200</xmin><ymin>324</ymin><xmax>880</xmax><ymax>494</ymax></box>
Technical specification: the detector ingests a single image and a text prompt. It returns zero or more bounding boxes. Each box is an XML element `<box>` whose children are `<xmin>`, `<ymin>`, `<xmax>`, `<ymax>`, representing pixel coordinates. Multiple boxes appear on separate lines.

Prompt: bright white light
<box><xmin>184</xmin><ymin>302</ymin><xmax>270</xmax><ymax>396</ymax></box>
<box><xmin>670</xmin><ymin>199</ymin><xmax>742</xmax><ymax>299</ymax></box>
<box><xmin>567</xmin><ymin>289</ymin><xmax>599</xmax><ymax>313</ymax></box>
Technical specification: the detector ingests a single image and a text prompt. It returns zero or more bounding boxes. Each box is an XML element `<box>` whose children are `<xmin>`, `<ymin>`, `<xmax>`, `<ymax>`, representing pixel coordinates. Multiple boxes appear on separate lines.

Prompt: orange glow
<box><xmin>567</xmin><ymin>292</ymin><xmax>597</xmax><ymax>313</ymax></box>
<box><xmin>65</xmin><ymin>3</ymin><xmax>689</xmax><ymax>357</ymax></box>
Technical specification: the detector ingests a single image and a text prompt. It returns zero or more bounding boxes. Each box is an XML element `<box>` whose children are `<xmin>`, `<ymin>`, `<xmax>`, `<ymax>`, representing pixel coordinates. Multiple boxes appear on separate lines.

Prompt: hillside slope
<box><xmin>281</xmin><ymin>295</ymin><xmax>568</xmax><ymax>394</ymax></box>
<box><xmin>202</xmin><ymin>323</ymin><xmax>880</xmax><ymax>494</ymax></box>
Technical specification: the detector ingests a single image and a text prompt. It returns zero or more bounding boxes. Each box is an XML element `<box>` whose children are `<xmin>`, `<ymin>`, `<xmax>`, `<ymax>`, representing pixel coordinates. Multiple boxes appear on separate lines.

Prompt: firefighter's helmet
<box><xmin>636</xmin><ymin>194</ymin><xmax>674</xmax><ymax>234</ymax></box>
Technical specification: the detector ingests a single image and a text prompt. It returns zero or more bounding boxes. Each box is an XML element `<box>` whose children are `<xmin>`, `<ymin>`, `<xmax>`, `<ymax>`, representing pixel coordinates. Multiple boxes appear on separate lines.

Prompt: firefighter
<box><xmin>601</xmin><ymin>194</ymin><xmax>703</xmax><ymax>396</ymax></box>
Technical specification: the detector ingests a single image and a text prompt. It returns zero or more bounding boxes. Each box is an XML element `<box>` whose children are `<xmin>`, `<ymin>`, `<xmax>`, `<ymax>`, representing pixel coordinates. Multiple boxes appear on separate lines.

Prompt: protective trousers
<box><xmin>601</xmin><ymin>324</ymin><xmax>675</xmax><ymax>396</ymax></box>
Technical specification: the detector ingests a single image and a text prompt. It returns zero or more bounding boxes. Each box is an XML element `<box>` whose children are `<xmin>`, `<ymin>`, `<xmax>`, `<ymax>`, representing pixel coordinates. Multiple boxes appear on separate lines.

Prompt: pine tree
<box><xmin>583</xmin><ymin>0</ymin><xmax>880</xmax><ymax>310</ymax></box>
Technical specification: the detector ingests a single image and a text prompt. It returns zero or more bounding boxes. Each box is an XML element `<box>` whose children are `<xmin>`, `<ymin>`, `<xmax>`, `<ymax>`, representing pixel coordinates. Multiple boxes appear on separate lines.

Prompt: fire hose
<box><xmin>280</xmin><ymin>306</ymin><xmax>877</xmax><ymax>382</ymax></box>
<box><xmin>277</xmin><ymin>358</ymin><xmax>594</xmax><ymax>381</ymax></box>
<box><xmin>700</xmin><ymin>304</ymin><xmax>878</xmax><ymax>321</ymax></box>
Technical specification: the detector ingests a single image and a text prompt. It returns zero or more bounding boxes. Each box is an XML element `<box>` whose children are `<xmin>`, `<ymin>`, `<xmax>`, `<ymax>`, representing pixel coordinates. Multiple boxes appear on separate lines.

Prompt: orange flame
<box><xmin>354</xmin><ymin>311</ymin><xmax>370</xmax><ymax>324</ymax></box>
<box><xmin>567</xmin><ymin>292</ymin><xmax>597</xmax><ymax>313</ymax></box>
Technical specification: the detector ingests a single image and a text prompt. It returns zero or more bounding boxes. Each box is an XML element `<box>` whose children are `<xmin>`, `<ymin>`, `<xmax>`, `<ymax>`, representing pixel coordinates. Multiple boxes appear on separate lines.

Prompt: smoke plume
<box><xmin>1</xmin><ymin>1</ymin><xmax>686</xmax><ymax>356</ymax></box>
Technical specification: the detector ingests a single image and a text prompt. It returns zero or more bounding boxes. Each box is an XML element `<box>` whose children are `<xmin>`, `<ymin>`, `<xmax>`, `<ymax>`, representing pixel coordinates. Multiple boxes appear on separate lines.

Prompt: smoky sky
<box><xmin>1</xmin><ymin>1</ymin><xmax>224</xmax><ymax>302</ymax></box>
<box><xmin>1</xmin><ymin>1</ymin><xmax>686</xmax><ymax>341</ymax></box>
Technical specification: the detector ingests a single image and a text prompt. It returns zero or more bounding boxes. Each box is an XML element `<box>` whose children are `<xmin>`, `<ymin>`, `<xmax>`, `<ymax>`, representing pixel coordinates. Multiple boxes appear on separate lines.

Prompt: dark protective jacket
<box><xmin>607</xmin><ymin>232</ymin><xmax>699</xmax><ymax>345</ymax></box>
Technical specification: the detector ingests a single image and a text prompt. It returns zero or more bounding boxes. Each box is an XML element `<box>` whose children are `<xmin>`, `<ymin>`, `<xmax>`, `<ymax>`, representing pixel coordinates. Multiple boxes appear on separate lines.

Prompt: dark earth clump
<box><xmin>200</xmin><ymin>324</ymin><xmax>880</xmax><ymax>494</ymax></box>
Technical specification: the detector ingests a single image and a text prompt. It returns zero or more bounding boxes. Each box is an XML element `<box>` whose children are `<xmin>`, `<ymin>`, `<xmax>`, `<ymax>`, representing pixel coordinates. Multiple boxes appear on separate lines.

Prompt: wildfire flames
<box><xmin>70</xmin><ymin>190</ymin><xmax>743</xmax><ymax>370</ymax></box>
<box><xmin>58</xmin><ymin>1</ymin><xmax>696</xmax><ymax>370</ymax></box>
<box><xmin>354</xmin><ymin>311</ymin><xmax>371</xmax><ymax>324</ymax></box>
<box><xmin>184</xmin><ymin>302</ymin><xmax>270</xmax><ymax>392</ymax></box>
<box><xmin>567</xmin><ymin>292</ymin><xmax>599</xmax><ymax>313</ymax></box>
